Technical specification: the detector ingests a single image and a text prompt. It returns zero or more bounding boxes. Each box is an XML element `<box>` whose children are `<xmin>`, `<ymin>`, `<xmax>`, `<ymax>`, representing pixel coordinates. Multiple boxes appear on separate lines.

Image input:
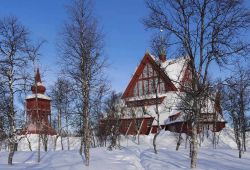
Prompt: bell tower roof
<box><xmin>35</xmin><ymin>68</ymin><xmax>42</xmax><ymax>83</ymax></box>
<box><xmin>31</xmin><ymin>68</ymin><xmax>46</xmax><ymax>94</ymax></box>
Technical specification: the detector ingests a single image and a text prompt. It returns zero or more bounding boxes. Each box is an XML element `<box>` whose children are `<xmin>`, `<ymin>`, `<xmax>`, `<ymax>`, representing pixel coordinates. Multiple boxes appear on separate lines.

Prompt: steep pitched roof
<box><xmin>122</xmin><ymin>53</ymin><xmax>189</xmax><ymax>99</ymax></box>
<box><xmin>160</xmin><ymin>56</ymin><xmax>189</xmax><ymax>88</ymax></box>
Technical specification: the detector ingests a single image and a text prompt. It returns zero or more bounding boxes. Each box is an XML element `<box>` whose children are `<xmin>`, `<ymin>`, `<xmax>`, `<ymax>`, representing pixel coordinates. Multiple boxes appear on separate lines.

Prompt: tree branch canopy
<box><xmin>143</xmin><ymin>0</ymin><xmax>250</xmax><ymax>83</ymax></box>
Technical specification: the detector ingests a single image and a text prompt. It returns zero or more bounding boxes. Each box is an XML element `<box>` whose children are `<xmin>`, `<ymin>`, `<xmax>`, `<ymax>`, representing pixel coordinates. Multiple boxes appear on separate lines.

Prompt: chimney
<box><xmin>159</xmin><ymin>53</ymin><xmax>166</xmax><ymax>62</ymax></box>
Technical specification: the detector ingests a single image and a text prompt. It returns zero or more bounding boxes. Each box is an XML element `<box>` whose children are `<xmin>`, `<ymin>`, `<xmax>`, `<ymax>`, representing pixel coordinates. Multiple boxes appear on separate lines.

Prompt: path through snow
<box><xmin>1</xmin><ymin>146</ymin><xmax>250</xmax><ymax>169</ymax></box>
<box><xmin>1</xmin><ymin>128</ymin><xmax>250</xmax><ymax>169</ymax></box>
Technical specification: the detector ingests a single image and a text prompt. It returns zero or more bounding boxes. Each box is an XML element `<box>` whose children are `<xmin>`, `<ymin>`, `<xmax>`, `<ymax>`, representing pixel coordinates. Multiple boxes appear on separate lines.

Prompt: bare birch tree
<box><xmin>222</xmin><ymin>64</ymin><xmax>250</xmax><ymax>158</ymax></box>
<box><xmin>50</xmin><ymin>77</ymin><xmax>74</xmax><ymax>151</ymax></box>
<box><xmin>0</xmin><ymin>80</ymin><xmax>8</xmax><ymax>146</ymax></box>
<box><xmin>150</xmin><ymin>32</ymin><xmax>170</xmax><ymax>154</ymax></box>
<box><xmin>91</xmin><ymin>82</ymin><xmax>109</xmax><ymax>147</ymax></box>
<box><xmin>143</xmin><ymin>0</ymin><xmax>250</xmax><ymax>168</ymax></box>
<box><xmin>104</xmin><ymin>91</ymin><xmax>123</xmax><ymax>150</ymax></box>
<box><xmin>59</xmin><ymin>0</ymin><xmax>105</xmax><ymax>166</ymax></box>
<box><xmin>0</xmin><ymin>16</ymin><xmax>31</xmax><ymax>165</ymax></box>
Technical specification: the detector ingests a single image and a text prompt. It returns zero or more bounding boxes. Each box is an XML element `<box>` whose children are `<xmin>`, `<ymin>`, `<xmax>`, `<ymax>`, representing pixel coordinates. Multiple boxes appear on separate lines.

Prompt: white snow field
<box><xmin>0</xmin><ymin>128</ymin><xmax>249</xmax><ymax>170</ymax></box>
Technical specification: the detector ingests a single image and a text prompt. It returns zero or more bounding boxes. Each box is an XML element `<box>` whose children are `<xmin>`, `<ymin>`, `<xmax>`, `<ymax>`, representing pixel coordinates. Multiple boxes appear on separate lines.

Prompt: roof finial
<box><xmin>35</xmin><ymin>68</ymin><xmax>42</xmax><ymax>83</ymax></box>
<box><xmin>145</xmin><ymin>48</ymin><xmax>150</xmax><ymax>54</ymax></box>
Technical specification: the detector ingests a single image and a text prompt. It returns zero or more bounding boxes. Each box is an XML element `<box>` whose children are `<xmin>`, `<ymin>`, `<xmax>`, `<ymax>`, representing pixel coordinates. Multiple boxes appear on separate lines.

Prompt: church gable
<box><xmin>132</xmin><ymin>62</ymin><xmax>166</xmax><ymax>96</ymax></box>
<box><xmin>122</xmin><ymin>53</ymin><xmax>177</xmax><ymax>99</ymax></box>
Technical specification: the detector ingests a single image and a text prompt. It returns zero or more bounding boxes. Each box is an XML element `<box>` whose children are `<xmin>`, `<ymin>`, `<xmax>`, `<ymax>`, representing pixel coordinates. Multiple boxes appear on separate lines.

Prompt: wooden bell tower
<box><xmin>22</xmin><ymin>69</ymin><xmax>56</xmax><ymax>135</ymax></box>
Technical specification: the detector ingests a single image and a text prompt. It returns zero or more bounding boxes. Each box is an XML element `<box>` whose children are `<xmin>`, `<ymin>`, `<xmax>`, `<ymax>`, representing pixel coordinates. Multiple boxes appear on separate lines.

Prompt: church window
<box><xmin>139</xmin><ymin>73</ymin><xmax>142</xmax><ymax>79</ymax></box>
<box><xmin>149</xmin><ymin>79</ymin><xmax>154</xmax><ymax>94</ymax></box>
<box><xmin>132</xmin><ymin>62</ymin><xmax>166</xmax><ymax>97</ymax></box>
<box><xmin>133</xmin><ymin>83</ymin><xmax>138</xmax><ymax>96</ymax></box>
<box><xmin>148</xmin><ymin>64</ymin><xmax>153</xmax><ymax>77</ymax></box>
<box><xmin>159</xmin><ymin>81</ymin><xmax>165</xmax><ymax>93</ymax></box>
<box><xmin>144</xmin><ymin>80</ymin><xmax>149</xmax><ymax>94</ymax></box>
<box><xmin>138</xmin><ymin>81</ymin><xmax>143</xmax><ymax>96</ymax></box>
<box><xmin>142</xmin><ymin>65</ymin><xmax>148</xmax><ymax>78</ymax></box>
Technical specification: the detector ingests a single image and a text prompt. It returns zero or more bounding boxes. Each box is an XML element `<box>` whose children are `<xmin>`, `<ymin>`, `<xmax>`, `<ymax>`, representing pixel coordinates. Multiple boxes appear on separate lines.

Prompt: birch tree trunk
<box><xmin>59</xmin><ymin>0</ymin><xmax>106</xmax><ymax>166</ymax></box>
<box><xmin>190</xmin><ymin>125</ymin><xmax>198</xmax><ymax>168</ymax></box>
<box><xmin>8</xmin><ymin>80</ymin><xmax>17</xmax><ymax>165</ymax></box>
<box><xmin>153</xmin><ymin>109</ymin><xmax>160</xmax><ymax>154</ymax></box>
<box><xmin>66</xmin><ymin>116</ymin><xmax>70</xmax><ymax>150</ymax></box>
<box><xmin>37</xmin><ymin>134</ymin><xmax>41</xmax><ymax>163</ymax></box>
<box><xmin>54</xmin><ymin>135</ymin><xmax>59</xmax><ymax>151</ymax></box>
<box><xmin>83</xmin><ymin>84</ymin><xmax>90</xmax><ymax>166</ymax></box>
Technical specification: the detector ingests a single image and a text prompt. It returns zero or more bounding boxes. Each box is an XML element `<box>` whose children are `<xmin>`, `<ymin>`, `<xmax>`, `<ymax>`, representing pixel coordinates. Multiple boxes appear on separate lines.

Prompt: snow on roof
<box><xmin>141</xmin><ymin>93</ymin><xmax>227</xmax><ymax>126</ymax></box>
<box><xmin>164</xmin><ymin>108</ymin><xmax>189</xmax><ymax>125</ymax></box>
<box><xmin>152</xmin><ymin>111</ymin><xmax>172</xmax><ymax>125</ymax></box>
<box><xmin>124</xmin><ymin>93</ymin><xmax>167</xmax><ymax>102</ymax></box>
<box><xmin>168</xmin><ymin>109</ymin><xmax>181</xmax><ymax>117</ymax></box>
<box><xmin>26</xmin><ymin>93</ymin><xmax>51</xmax><ymax>100</ymax></box>
<box><xmin>36</xmin><ymin>82</ymin><xmax>44</xmax><ymax>86</ymax></box>
<box><xmin>150</xmin><ymin>54</ymin><xmax>188</xmax><ymax>88</ymax></box>
<box><xmin>164</xmin><ymin>107</ymin><xmax>226</xmax><ymax>126</ymax></box>
<box><xmin>123</xmin><ymin>92</ymin><xmax>182</xmax><ymax>125</ymax></box>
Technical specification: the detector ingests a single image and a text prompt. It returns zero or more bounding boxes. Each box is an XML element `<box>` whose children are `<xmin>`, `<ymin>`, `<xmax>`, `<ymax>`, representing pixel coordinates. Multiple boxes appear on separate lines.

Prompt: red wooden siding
<box><xmin>166</xmin><ymin>121</ymin><xmax>226</xmax><ymax>135</ymax></box>
<box><xmin>125</xmin><ymin>97</ymin><xmax>165</xmax><ymax>107</ymax></box>
<box><xmin>100</xmin><ymin>117</ymin><xmax>154</xmax><ymax>136</ymax></box>
<box><xmin>139</xmin><ymin>117</ymin><xmax>154</xmax><ymax>135</ymax></box>
<box><xmin>26</xmin><ymin>98</ymin><xmax>51</xmax><ymax>112</ymax></box>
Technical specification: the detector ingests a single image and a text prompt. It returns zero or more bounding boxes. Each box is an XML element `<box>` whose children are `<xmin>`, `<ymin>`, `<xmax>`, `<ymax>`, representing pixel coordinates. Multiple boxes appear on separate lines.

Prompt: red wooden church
<box><xmin>106</xmin><ymin>52</ymin><xmax>226</xmax><ymax>135</ymax></box>
<box><xmin>21</xmin><ymin>69</ymin><xmax>56</xmax><ymax>135</ymax></box>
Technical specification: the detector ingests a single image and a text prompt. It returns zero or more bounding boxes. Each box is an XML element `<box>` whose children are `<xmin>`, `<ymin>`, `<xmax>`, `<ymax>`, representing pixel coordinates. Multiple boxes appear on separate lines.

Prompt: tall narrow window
<box><xmin>149</xmin><ymin>79</ymin><xmax>154</xmax><ymax>93</ymax></box>
<box><xmin>133</xmin><ymin>83</ymin><xmax>138</xmax><ymax>96</ymax></box>
<box><xmin>138</xmin><ymin>81</ymin><xmax>143</xmax><ymax>96</ymax></box>
<box><xmin>159</xmin><ymin>80</ymin><xmax>165</xmax><ymax>93</ymax></box>
<box><xmin>142</xmin><ymin>65</ymin><xmax>148</xmax><ymax>78</ymax></box>
<box><xmin>154</xmin><ymin>77</ymin><xmax>159</xmax><ymax>92</ymax></box>
<box><xmin>148</xmin><ymin>64</ymin><xmax>153</xmax><ymax>77</ymax></box>
<box><xmin>144</xmin><ymin>80</ymin><xmax>149</xmax><ymax>94</ymax></box>
<box><xmin>139</xmin><ymin>73</ymin><xmax>142</xmax><ymax>79</ymax></box>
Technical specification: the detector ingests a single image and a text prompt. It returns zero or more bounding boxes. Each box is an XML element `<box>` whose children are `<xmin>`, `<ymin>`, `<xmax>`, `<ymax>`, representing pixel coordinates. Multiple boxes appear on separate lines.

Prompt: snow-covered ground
<box><xmin>0</xmin><ymin>128</ymin><xmax>249</xmax><ymax>170</ymax></box>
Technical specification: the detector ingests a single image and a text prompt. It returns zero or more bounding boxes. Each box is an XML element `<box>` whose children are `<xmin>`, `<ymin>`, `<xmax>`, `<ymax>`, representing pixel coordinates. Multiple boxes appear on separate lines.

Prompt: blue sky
<box><xmin>0</xmin><ymin>0</ymin><xmax>249</xmax><ymax>93</ymax></box>
<box><xmin>0</xmin><ymin>0</ymin><xmax>152</xmax><ymax>93</ymax></box>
